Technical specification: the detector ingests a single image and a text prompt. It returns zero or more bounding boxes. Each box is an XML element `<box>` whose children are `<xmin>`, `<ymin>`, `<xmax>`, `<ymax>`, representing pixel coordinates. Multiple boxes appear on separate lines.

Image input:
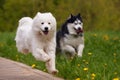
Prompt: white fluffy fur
<box><xmin>15</xmin><ymin>12</ymin><xmax>58</xmax><ymax>74</ymax></box>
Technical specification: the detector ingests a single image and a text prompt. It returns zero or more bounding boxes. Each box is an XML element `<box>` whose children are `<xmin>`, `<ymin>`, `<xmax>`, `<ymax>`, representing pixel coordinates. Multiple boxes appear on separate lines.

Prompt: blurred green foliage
<box><xmin>0</xmin><ymin>0</ymin><xmax>120</xmax><ymax>32</ymax></box>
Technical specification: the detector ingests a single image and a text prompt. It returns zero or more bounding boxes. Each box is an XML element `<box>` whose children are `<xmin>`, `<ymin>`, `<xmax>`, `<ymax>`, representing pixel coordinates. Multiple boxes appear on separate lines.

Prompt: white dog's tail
<box><xmin>18</xmin><ymin>17</ymin><xmax>33</xmax><ymax>27</ymax></box>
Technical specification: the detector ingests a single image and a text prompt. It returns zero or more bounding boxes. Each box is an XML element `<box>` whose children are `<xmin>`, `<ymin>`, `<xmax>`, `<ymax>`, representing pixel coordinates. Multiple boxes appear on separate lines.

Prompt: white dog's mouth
<box><xmin>42</xmin><ymin>27</ymin><xmax>49</xmax><ymax>35</ymax></box>
<box><xmin>43</xmin><ymin>31</ymin><xmax>49</xmax><ymax>35</ymax></box>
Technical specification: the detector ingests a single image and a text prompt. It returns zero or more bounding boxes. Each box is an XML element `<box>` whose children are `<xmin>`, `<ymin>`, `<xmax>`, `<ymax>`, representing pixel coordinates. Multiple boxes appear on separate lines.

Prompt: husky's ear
<box><xmin>67</xmin><ymin>14</ymin><xmax>73</xmax><ymax>19</ymax></box>
<box><xmin>77</xmin><ymin>13</ymin><xmax>81</xmax><ymax>17</ymax></box>
<box><xmin>70</xmin><ymin>14</ymin><xmax>74</xmax><ymax>18</ymax></box>
<box><xmin>77</xmin><ymin>13</ymin><xmax>83</xmax><ymax>22</ymax></box>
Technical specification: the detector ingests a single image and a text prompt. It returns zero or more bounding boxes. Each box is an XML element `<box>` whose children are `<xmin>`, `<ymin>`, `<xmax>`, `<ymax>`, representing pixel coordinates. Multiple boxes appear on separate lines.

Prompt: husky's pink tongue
<box><xmin>43</xmin><ymin>31</ymin><xmax>49</xmax><ymax>35</ymax></box>
<box><xmin>76</xmin><ymin>29</ymin><xmax>83</xmax><ymax>34</ymax></box>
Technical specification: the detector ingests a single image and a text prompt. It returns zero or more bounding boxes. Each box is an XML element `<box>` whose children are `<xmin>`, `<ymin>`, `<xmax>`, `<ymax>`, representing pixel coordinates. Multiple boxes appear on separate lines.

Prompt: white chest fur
<box><xmin>63</xmin><ymin>34</ymin><xmax>84</xmax><ymax>48</ymax></box>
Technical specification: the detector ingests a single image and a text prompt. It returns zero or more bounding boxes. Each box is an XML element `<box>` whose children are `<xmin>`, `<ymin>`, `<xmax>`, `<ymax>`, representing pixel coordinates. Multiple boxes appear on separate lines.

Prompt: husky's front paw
<box><xmin>77</xmin><ymin>53</ymin><xmax>82</xmax><ymax>57</ymax></box>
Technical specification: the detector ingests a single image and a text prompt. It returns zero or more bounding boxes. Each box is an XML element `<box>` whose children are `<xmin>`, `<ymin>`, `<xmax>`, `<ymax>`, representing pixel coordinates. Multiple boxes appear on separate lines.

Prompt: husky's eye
<box><xmin>74</xmin><ymin>23</ymin><xmax>77</xmax><ymax>25</ymax></box>
<box><xmin>41</xmin><ymin>22</ymin><xmax>44</xmax><ymax>25</ymax></box>
<box><xmin>79</xmin><ymin>22</ymin><xmax>81</xmax><ymax>24</ymax></box>
<box><xmin>48</xmin><ymin>22</ymin><xmax>51</xmax><ymax>24</ymax></box>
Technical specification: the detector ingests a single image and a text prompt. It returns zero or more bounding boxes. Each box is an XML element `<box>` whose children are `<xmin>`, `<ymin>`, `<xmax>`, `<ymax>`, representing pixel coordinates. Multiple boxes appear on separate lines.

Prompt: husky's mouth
<box><xmin>74</xmin><ymin>28</ymin><xmax>83</xmax><ymax>34</ymax></box>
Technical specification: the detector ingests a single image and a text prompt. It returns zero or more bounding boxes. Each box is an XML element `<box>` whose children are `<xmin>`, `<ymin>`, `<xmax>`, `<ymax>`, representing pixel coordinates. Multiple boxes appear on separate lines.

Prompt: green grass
<box><xmin>0</xmin><ymin>31</ymin><xmax>120</xmax><ymax>80</ymax></box>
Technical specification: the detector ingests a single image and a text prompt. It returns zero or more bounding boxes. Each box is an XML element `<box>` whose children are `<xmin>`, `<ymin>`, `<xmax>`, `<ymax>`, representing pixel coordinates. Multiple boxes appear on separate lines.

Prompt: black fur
<box><xmin>56</xmin><ymin>13</ymin><xmax>82</xmax><ymax>49</ymax></box>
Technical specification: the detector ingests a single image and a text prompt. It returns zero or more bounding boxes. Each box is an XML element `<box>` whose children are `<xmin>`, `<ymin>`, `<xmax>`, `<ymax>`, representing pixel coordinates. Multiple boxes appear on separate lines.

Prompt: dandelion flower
<box><xmin>75</xmin><ymin>78</ymin><xmax>80</xmax><ymax>80</ymax></box>
<box><xmin>113</xmin><ymin>77</ymin><xmax>119</xmax><ymax>80</ymax></box>
<box><xmin>16</xmin><ymin>55</ymin><xmax>19</xmax><ymax>58</ymax></box>
<box><xmin>0</xmin><ymin>43</ymin><xmax>4</xmax><ymax>47</ymax></box>
<box><xmin>103</xmin><ymin>35</ymin><xmax>109</xmax><ymax>40</ymax></box>
<box><xmin>83</xmin><ymin>68</ymin><xmax>88</xmax><ymax>71</ymax></box>
<box><xmin>91</xmin><ymin>77</ymin><xmax>95</xmax><ymax>80</ymax></box>
<box><xmin>104</xmin><ymin>63</ymin><xmax>107</xmax><ymax>67</ymax></box>
<box><xmin>113</xmin><ymin>37</ymin><xmax>119</xmax><ymax>41</ymax></box>
<box><xmin>91</xmin><ymin>73</ymin><xmax>96</xmax><ymax>77</ymax></box>
<box><xmin>77</xmin><ymin>64</ymin><xmax>80</xmax><ymax>67</ymax></box>
<box><xmin>85</xmin><ymin>61</ymin><xmax>89</xmax><ymax>65</ymax></box>
<box><xmin>16</xmin><ymin>55</ymin><xmax>19</xmax><ymax>61</ymax></box>
<box><xmin>17</xmin><ymin>58</ymin><xmax>19</xmax><ymax>61</ymax></box>
<box><xmin>114</xmin><ymin>72</ymin><xmax>117</xmax><ymax>75</ymax></box>
<box><xmin>82</xmin><ymin>59</ymin><xmax>86</xmax><ymax>62</ymax></box>
<box><xmin>113</xmin><ymin>59</ymin><xmax>117</xmax><ymax>63</ymax></box>
<box><xmin>43</xmin><ymin>69</ymin><xmax>46</xmax><ymax>72</ymax></box>
<box><xmin>93</xmin><ymin>34</ymin><xmax>97</xmax><ymax>37</ymax></box>
<box><xmin>113</xmin><ymin>53</ymin><xmax>117</xmax><ymax>56</ymax></box>
<box><xmin>88</xmin><ymin>52</ymin><xmax>92</xmax><ymax>56</ymax></box>
<box><xmin>31</xmin><ymin>64</ymin><xmax>36</xmax><ymax>68</ymax></box>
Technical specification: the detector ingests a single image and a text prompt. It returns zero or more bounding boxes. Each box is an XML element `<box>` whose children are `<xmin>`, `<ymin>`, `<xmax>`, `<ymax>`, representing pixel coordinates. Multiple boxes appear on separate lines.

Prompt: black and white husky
<box><xmin>57</xmin><ymin>13</ymin><xmax>84</xmax><ymax>57</ymax></box>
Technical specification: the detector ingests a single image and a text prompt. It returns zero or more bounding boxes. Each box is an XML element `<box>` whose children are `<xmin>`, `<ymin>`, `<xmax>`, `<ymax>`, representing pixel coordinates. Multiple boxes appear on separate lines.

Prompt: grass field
<box><xmin>0</xmin><ymin>31</ymin><xmax>120</xmax><ymax>80</ymax></box>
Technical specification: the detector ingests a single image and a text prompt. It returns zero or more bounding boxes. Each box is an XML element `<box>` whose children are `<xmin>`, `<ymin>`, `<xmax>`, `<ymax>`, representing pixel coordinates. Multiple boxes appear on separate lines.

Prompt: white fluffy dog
<box><xmin>15</xmin><ymin>12</ymin><xmax>58</xmax><ymax>74</ymax></box>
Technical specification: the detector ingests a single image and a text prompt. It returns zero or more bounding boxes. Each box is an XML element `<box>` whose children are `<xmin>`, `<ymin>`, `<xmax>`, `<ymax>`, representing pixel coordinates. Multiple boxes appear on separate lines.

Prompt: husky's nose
<box><xmin>78</xmin><ymin>27</ymin><xmax>81</xmax><ymax>30</ymax></box>
<box><xmin>44</xmin><ymin>27</ymin><xmax>48</xmax><ymax>31</ymax></box>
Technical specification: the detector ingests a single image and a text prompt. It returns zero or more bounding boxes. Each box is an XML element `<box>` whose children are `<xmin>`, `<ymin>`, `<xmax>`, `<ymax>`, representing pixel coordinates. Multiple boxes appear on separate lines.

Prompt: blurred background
<box><xmin>0</xmin><ymin>0</ymin><xmax>120</xmax><ymax>32</ymax></box>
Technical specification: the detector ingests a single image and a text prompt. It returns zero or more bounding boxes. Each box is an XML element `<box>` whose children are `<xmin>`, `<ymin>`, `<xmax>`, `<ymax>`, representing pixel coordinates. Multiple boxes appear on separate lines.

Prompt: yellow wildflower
<box><xmin>31</xmin><ymin>64</ymin><xmax>36</xmax><ymax>68</ymax></box>
<box><xmin>17</xmin><ymin>58</ymin><xmax>19</xmax><ymax>61</ymax></box>
<box><xmin>91</xmin><ymin>77</ymin><xmax>95</xmax><ymax>80</ymax></box>
<box><xmin>104</xmin><ymin>63</ymin><xmax>107</xmax><ymax>67</ymax></box>
<box><xmin>113</xmin><ymin>53</ymin><xmax>117</xmax><ymax>56</ymax></box>
<box><xmin>91</xmin><ymin>73</ymin><xmax>96</xmax><ymax>77</ymax></box>
<box><xmin>16</xmin><ymin>55</ymin><xmax>19</xmax><ymax>61</ymax></box>
<box><xmin>16</xmin><ymin>55</ymin><xmax>19</xmax><ymax>58</ymax></box>
<box><xmin>88</xmin><ymin>52</ymin><xmax>92</xmax><ymax>56</ymax></box>
<box><xmin>113</xmin><ymin>77</ymin><xmax>119</xmax><ymax>80</ymax></box>
<box><xmin>93</xmin><ymin>34</ymin><xmax>97</xmax><ymax>37</ymax></box>
<box><xmin>75</xmin><ymin>78</ymin><xmax>80</xmax><ymax>80</ymax></box>
<box><xmin>114</xmin><ymin>72</ymin><xmax>117</xmax><ymax>75</ymax></box>
<box><xmin>113</xmin><ymin>59</ymin><xmax>117</xmax><ymax>63</ymax></box>
<box><xmin>113</xmin><ymin>37</ymin><xmax>119</xmax><ymax>40</ymax></box>
<box><xmin>91</xmin><ymin>73</ymin><xmax>96</xmax><ymax>80</ymax></box>
<box><xmin>85</xmin><ymin>61</ymin><xmax>89</xmax><ymax>65</ymax></box>
<box><xmin>103</xmin><ymin>35</ymin><xmax>109</xmax><ymax>40</ymax></box>
<box><xmin>83</xmin><ymin>68</ymin><xmax>88</xmax><ymax>71</ymax></box>
<box><xmin>77</xmin><ymin>64</ymin><xmax>80</xmax><ymax>67</ymax></box>
<box><xmin>43</xmin><ymin>69</ymin><xmax>46</xmax><ymax>72</ymax></box>
<box><xmin>82</xmin><ymin>59</ymin><xmax>86</xmax><ymax>62</ymax></box>
<box><xmin>0</xmin><ymin>43</ymin><xmax>4</xmax><ymax>47</ymax></box>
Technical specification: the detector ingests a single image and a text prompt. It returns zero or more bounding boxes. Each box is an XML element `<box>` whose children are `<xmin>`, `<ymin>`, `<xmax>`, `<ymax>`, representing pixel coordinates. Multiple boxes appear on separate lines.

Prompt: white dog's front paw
<box><xmin>33</xmin><ymin>53</ymin><xmax>51</xmax><ymax>62</ymax></box>
<box><xmin>44</xmin><ymin>54</ymin><xmax>51</xmax><ymax>62</ymax></box>
<box><xmin>50</xmin><ymin>69</ymin><xmax>59</xmax><ymax>75</ymax></box>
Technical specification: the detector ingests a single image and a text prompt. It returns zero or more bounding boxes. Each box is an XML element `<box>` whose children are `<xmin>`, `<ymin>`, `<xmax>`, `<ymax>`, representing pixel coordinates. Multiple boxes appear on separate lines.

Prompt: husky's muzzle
<box><xmin>74</xmin><ymin>27</ymin><xmax>83</xmax><ymax>34</ymax></box>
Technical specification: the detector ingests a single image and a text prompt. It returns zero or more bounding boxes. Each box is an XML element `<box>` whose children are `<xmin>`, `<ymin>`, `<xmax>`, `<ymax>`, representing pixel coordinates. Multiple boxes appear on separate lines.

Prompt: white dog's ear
<box><xmin>36</xmin><ymin>12</ymin><xmax>41</xmax><ymax>16</ymax></box>
<box><xmin>35</xmin><ymin>12</ymin><xmax>41</xmax><ymax>17</ymax></box>
<box><xmin>33</xmin><ymin>12</ymin><xmax>41</xmax><ymax>20</ymax></box>
<box><xmin>48</xmin><ymin>12</ymin><xmax>53</xmax><ymax>16</ymax></box>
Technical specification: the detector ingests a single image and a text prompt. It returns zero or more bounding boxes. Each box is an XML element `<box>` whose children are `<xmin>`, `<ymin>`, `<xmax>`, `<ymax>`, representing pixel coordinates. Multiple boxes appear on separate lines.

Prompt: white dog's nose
<box><xmin>44</xmin><ymin>27</ymin><xmax>48</xmax><ymax>31</ymax></box>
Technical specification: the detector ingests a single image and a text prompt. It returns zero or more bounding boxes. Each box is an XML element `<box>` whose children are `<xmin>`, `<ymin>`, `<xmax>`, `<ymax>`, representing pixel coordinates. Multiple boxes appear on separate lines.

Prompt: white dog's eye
<box><xmin>48</xmin><ymin>22</ymin><xmax>51</xmax><ymax>24</ymax></box>
<box><xmin>79</xmin><ymin>22</ymin><xmax>81</xmax><ymax>24</ymax></box>
<box><xmin>41</xmin><ymin>22</ymin><xmax>44</xmax><ymax>25</ymax></box>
